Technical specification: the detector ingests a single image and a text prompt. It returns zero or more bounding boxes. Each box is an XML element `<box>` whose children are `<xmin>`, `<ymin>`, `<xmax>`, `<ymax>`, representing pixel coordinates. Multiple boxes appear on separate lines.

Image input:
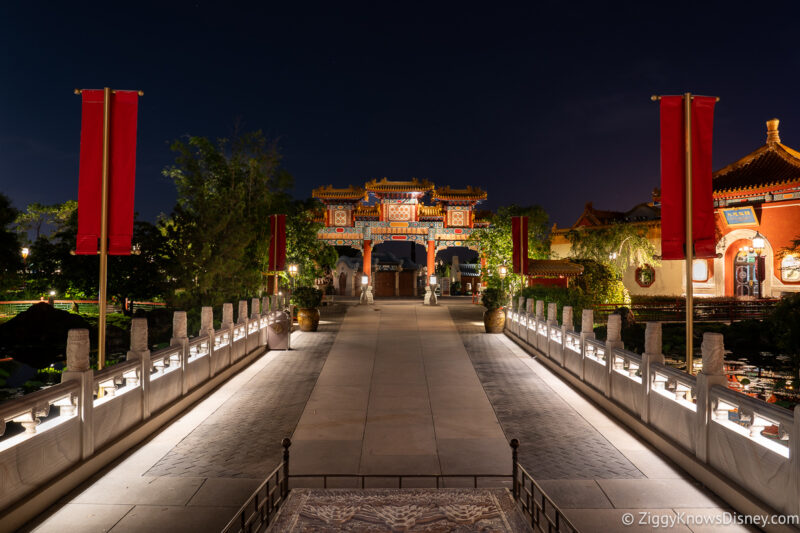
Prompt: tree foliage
<box><xmin>15</xmin><ymin>201</ymin><xmax>77</xmax><ymax>242</ymax></box>
<box><xmin>160</xmin><ymin>132</ymin><xmax>292</xmax><ymax>308</ymax></box>
<box><xmin>286</xmin><ymin>199</ymin><xmax>338</xmax><ymax>288</ymax></box>
<box><xmin>564</xmin><ymin>222</ymin><xmax>659</xmax><ymax>278</ymax></box>
<box><xmin>467</xmin><ymin>205</ymin><xmax>550</xmax><ymax>298</ymax></box>
<box><xmin>0</xmin><ymin>193</ymin><xmax>21</xmax><ymax>292</ymax></box>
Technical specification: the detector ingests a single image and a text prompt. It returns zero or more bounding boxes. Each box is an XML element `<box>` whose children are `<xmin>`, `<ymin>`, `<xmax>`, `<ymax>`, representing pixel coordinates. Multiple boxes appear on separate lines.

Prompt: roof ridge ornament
<box><xmin>767</xmin><ymin>118</ymin><xmax>781</xmax><ymax>144</ymax></box>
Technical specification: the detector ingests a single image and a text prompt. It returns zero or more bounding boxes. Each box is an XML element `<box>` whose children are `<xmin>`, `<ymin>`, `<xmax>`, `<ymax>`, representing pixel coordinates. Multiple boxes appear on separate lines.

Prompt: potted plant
<box><xmin>482</xmin><ymin>287</ymin><xmax>505</xmax><ymax>333</ymax></box>
<box><xmin>292</xmin><ymin>287</ymin><xmax>323</xmax><ymax>332</ymax></box>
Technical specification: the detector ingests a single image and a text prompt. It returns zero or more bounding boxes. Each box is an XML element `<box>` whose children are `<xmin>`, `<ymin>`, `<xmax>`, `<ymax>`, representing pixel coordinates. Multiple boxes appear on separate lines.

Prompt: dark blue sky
<box><xmin>1</xmin><ymin>2</ymin><xmax>798</xmax><ymax>229</ymax></box>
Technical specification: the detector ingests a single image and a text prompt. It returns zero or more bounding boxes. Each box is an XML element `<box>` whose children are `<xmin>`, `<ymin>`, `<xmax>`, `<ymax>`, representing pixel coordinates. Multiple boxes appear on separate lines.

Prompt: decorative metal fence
<box><xmin>221</xmin><ymin>438</ymin><xmax>291</xmax><ymax>533</ymax></box>
<box><xmin>0</xmin><ymin>299</ymin><xmax>165</xmax><ymax>316</ymax></box>
<box><xmin>511</xmin><ymin>439</ymin><xmax>580</xmax><ymax>533</ymax></box>
<box><xmin>224</xmin><ymin>438</ymin><xmax>579</xmax><ymax>533</ymax></box>
<box><xmin>593</xmin><ymin>298</ymin><xmax>778</xmax><ymax>324</ymax></box>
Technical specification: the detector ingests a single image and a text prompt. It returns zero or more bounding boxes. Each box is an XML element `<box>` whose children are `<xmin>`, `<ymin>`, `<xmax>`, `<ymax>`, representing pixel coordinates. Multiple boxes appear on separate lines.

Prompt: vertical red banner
<box><xmin>108</xmin><ymin>91</ymin><xmax>139</xmax><ymax>255</ymax></box>
<box><xmin>511</xmin><ymin>216</ymin><xmax>529</xmax><ymax>274</ymax></box>
<box><xmin>76</xmin><ymin>89</ymin><xmax>140</xmax><ymax>255</ymax></box>
<box><xmin>76</xmin><ymin>90</ymin><xmax>105</xmax><ymax>255</ymax></box>
<box><xmin>691</xmin><ymin>96</ymin><xmax>717</xmax><ymax>259</ymax></box>
<box><xmin>269</xmin><ymin>214</ymin><xmax>287</xmax><ymax>271</ymax></box>
<box><xmin>659</xmin><ymin>95</ymin><xmax>716</xmax><ymax>260</ymax></box>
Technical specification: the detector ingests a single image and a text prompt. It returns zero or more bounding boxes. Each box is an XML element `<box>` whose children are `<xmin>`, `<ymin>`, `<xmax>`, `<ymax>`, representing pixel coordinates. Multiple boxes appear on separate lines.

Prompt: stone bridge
<box><xmin>0</xmin><ymin>297</ymin><xmax>795</xmax><ymax>532</ymax></box>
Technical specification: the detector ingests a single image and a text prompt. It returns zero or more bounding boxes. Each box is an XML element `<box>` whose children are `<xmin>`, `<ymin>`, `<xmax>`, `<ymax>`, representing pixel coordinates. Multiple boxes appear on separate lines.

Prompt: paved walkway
<box><xmin>26</xmin><ymin>301</ymin><xmax>753</xmax><ymax>533</ymax></box>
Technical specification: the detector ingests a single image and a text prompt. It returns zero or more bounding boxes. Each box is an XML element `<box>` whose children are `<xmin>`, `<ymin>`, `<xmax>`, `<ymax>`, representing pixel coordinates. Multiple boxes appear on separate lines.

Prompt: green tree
<box><xmin>467</xmin><ymin>205</ymin><xmax>550</xmax><ymax>297</ymax></box>
<box><xmin>0</xmin><ymin>193</ymin><xmax>21</xmax><ymax>293</ymax></box>
<box><xmin>564</xmin><ymin>222</ymin><xmax>659</xmax><ymax>278</ymax></box>
<box><xmin>286</xmin><ymin>199</ymin><xmax>337</xmax><ymax>287</ymax></box>
<box><xmin>15</xmin><ymin>200</ymin><xmax>77</xmax><ymax>242</ymax></box>
<box><xmin>161</xmin><ymin>132</ymin><xmax>292</xmax><ymax>308</ymax></box>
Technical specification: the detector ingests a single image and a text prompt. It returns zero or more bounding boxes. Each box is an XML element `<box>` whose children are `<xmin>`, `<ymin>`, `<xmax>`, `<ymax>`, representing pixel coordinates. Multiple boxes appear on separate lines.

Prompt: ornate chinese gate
<box><xmin>313</xmin><ymin>178</ymin><xmax>488</xmax><ymax>295</ymax></box>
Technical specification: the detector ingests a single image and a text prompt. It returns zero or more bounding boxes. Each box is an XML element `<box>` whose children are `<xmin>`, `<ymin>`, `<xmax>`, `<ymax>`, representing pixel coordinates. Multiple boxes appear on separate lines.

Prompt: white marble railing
<box><xmin>505</xmin><ymin>300</ymin><xmax>800</xmax><ymax>517</ymax></box>
<box><xmin>0</xmin><ymin>295</ymin><xmax>290</xmax><ymax>514</ymax></box>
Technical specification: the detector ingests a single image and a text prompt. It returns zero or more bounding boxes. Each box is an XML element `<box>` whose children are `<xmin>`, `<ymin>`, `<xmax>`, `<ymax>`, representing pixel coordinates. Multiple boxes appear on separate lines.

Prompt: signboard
<box><xmin>721</xmin><ymin>206</ymin><xmax>758</xmax><ymax>227</ymax></box>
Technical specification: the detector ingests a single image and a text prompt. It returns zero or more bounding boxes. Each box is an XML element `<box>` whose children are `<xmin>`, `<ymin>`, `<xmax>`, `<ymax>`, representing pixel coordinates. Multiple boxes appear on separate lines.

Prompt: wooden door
<box><xmin>398</xmin><ymin>271</ymin><xmax>415</xmax><ymax>296</ymax></box>
<box><xmin>374</xmin><ymin>271</ymin><xmax>395</xmax><ymax>297</ymax></box>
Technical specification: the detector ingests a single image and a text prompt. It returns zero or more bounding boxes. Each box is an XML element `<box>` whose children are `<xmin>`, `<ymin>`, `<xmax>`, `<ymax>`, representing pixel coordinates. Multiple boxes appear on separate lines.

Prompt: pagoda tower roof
<box><xmin>364</xmin><ymin>177</ymin><xmax>434</xmax><ymax>194</ymax></box>
<box><xmin>311</xmin><ymin>184</ymin><xmax>367</xmax><ymax>201</ymax></box>
<box><xmin>713</xmin><ymin>118</ymin><xmax>800</xmax><ymax>194</ymax></box>
<box><xmin>431</xmin><ymin>185</ymin><xmax>487</xmax><ymax>202</ymax></box>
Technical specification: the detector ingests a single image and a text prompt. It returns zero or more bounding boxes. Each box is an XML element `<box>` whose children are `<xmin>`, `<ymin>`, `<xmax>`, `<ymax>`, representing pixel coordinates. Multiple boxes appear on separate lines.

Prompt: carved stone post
<box><xmin>641</xmin><ymin>322</ymin><xmax>664</xmax><ymax>423</ymax></box>
<box><xmin>696</xmin><ymin>332</ymin><xmax>727</xmax><ymax>462</ymax></box>
<box><xmin>238</xmin><ymin>300</ymin><xmax>248</xmax><ymax>324</ymax></box>
<box><xmin>171</xmin><ymin>311</ymin><xmax>190</xmax><ymax>395</ymax></box>
<box><xmin>546</xmin><ymin>303</ymin><xmax>557</xmax><ymax>325</ymax></box>
<box><xmin>61</xmin><ymin>329</ymin><xmax>94</xmax><ymax>459</ymax></box>
<box><xmin>579</xmin><ymin>309</ymin><xmax>595</xmax><ymax>381</ymax></box>
<box><xmin>605</xmin><ymin>315</ymin><xmax>624</xmax><ymax>397</ymax></box>
<box><xmin>262</xmin><ymin>295</ymin><xmax>270</xmax><ymax>314</ymax></box>
<box><xmin>128</xmin><ymin>318</ymin><xmax>151</xmax><ymax>418</ymax></box>
<box><xmin>251</xmin><ymin>298</ymin><xmax>260</xmax><ymax>320</ymax></box>
<box><xmin>201</xmin><ymin>306</ymin><xmax>216</xmax><ymax>377</ymax></box>
<box><xmin>259</xmin><ymin>297</ymin><xmax>269</xmax><ymax>347</ymax></box>
<box><xmin>525</xmin><ymin>299</ymin><xmax>535</xmax><ymax>343</ymax></box>
<box><xmin>562</xmin><ymin>306</ymin><xmax>573</xmax><ymax>332</ymax></box>
<box><xmin>222</xmin><ymin>303</ymin><xmax>234</xmax><ymax>329</ymax></box>
<box><xmin>535</xmin><ymin>300</ymin><xmax>544</xmax><ymax>319</ymax></box>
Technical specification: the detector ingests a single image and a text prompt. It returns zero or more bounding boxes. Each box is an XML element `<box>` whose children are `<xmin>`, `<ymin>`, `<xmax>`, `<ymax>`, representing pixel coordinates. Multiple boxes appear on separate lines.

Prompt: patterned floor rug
<box><xmin>268</xmin><ymin>488</ymin><xmax>530</xmax><ymax>532</ymax></box>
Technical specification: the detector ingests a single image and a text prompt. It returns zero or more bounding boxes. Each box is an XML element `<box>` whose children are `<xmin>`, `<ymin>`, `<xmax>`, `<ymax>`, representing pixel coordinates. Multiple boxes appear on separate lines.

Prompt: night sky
<box><xmin>2</xmin><ymin>2</ymin><xmax>798</xmax><ymax>230</ymax></box>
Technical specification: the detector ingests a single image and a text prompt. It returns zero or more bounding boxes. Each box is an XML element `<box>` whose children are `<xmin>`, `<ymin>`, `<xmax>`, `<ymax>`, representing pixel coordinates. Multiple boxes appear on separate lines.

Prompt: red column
<box><xmin>427</xmin><ymin>240</ymin><xmax>435</xmax><ymax>285</ymax></box>
<box><xmin>363</xmin><ymin>240</ymin><xmax>372</xmax><ymax>282</ymax></box>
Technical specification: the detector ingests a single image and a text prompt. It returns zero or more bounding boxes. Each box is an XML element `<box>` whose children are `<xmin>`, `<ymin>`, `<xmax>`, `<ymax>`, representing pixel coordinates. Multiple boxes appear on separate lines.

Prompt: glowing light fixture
<box><xmin>21</xmin><ymin>247</ymin><xmax>29</xmax><ymax>259</ymax></box>
<box><xmin>361</xmin><ymin>275</ymin><xmax>368</xmax><ymax>286</ymax></box>
<box><xmin>430</xmin><ymin>275</ymin><xmax>437</xmax><ymax>285</ymax></box>
<box><xmin>49</xmin><ymin>290</ymin><xmax>56</xmax><ymax>296</ymax></box>
<box><xmin>498</xmin><ymin>265</ymin><xmax>508</xmax><ymax>279</ymax></box>
<box><xmin>288</xmin><ymin>264</ymin><xmax>299</xmax><ymax>277</ymax></box>
<box><xmin>752</xmin><ymin>232</ymin><xmax>766</xmax><ymax>256</ymax></box>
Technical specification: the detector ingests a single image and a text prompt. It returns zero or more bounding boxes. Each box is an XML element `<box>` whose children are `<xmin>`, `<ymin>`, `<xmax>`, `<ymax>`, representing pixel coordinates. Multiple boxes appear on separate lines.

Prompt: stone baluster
<box><xmin>238</xmin><ymin>300</ymin><xmax>248</xmax><ymax>324</ymax></box>
<box><xmin>579</xmin><ymin>309</ymin><xmax>594</xmax><ymax>381</ymax></box>
<box><xmin>251</xmin><ymin>298</ymin><xmax>260</xmax><ymax>320</ymax></box>
<box><xmin>518</xmin><ymin>296</ymin><xmax>526</xmax><ymax>313</ymax></box>
<box><xmin>271</xmin><ymin>294</ymin><xmax>279</xmax><ymax>312</ymax></box>
<box><xmin>524</xmin><ymin>299</ymin><xmax>535</xmax><ymax>343</ymax></box>
<box><xmin>696</xmin><ymin>332</ymin><xmax>727</xmax><ymax>463</ymax></box>
<box><xmin>562</xmin><ymin>306</ymin><xmax>573</xmax><ymax>332</ymax></box>
<box><xmin>222</xmin><ymin>303</ymin><xmax>234</xmax><ymax>329</ymax></box>
<box><xmin>605</xmin><ymin>315</ymin><xmax>624</xmax><ymax>397</ymax></box>
<box><xmin>201</xmin><ymin>307</ymin><xmax>216</xmax><ymax>377</ymax></box>
<box><xmin>547</xmin><ymin>303</ymin><xmax>557</xmax><ymax>325</ymax></box>
<box><xmin>641</xmin><ymin>322</ymin><xmax>663</xmax><ymax>423</ymax></box>
<box><xmin>260</xmin><ymin>297</ymin><xmax>269</xmax><ymax>347</ymax></box>
<box><xmin>127</xmin><ymin>318</ymin><xmax>151</xmax><ymax>417</ymax></box>
<box><xmin>61</xmin><ymin>329</ymin><xmax>94</xmax><ymax>459</ymax></box>
<box><xmin>171</xmin><ymin>311</ymin><xmax>190</xmax><ymax>395</ymax></box>
<box><xmin>535</xmin><ymin>300</ymin><xmax>544</xmax><ymax>320</ymax></box>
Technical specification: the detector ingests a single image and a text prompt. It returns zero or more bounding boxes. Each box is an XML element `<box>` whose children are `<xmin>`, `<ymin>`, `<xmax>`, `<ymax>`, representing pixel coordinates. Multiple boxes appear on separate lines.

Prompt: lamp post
<box><xmin>498</xmin><ymin>263</ymin><xmax>508</xmax><ymax>306</ymax></box>
<box><xmin>752</xmin><ymin>232</ymin><xmax>766</xmax><ymax>298</ymax></box>
<box><xmin>360</xmin><ymin>274</ymin><xmax>370</xmax><ymax>304</ymax></box>
<box><xmin>21</xmin><ymin>247</ymin><xmax>29</xmax><ymax>294</ymax></box>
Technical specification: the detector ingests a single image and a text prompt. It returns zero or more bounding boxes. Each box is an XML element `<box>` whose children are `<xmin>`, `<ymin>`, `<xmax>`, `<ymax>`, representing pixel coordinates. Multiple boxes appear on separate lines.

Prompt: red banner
<box><xmin>76</xmin><ymin>89</ymin><xmax>140</xmax><ymax>255</ymax></box>
<box><xmin>76</xmin><ymin>90</ymin><xmax>104</xmax><ymax>254</ymax></box>
<box><xmin>511</xmin><ymin>216</ymin><xmax>529</xmax><ymax>274</ymax></box>
<box><xmin>108</xmin><ymin>91</ymin><xmax>139</xmax><ymax>255</ymax></box>
<box><xmin>268</xmin><ymin>214</ymin><xmax>287</xmax><ymax>271</ymax></box>
<box><xmin>659</xmin><ymin>95</ymin><xmax>716</xmax><ymax>260</ymax></box>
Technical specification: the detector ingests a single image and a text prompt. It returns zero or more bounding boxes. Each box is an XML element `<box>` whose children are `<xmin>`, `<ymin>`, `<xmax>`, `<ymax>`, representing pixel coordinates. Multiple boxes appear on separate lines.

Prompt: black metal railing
<box><xmin>593</xmin><ymin>298</ymin><xmax>778</xmax><ymax>324</ymax></box>
<box><xmin>289</xmin><ymin>473</ymin><xmax>511</xmax><ymax>489</ymax></box>
<box><xmin>223</xmin><ymin>438</ymin><xmax>579</xmax><ymax>533</ymax></box>
<box><xmin>221</xmin><ymin>438</ymin><xmax>291</xmax><ymax>533</ymax></box>
<box><xmin>511</xmin><ymin>439</ymin><xmax>580</xmax><ymax>533</ymax></box>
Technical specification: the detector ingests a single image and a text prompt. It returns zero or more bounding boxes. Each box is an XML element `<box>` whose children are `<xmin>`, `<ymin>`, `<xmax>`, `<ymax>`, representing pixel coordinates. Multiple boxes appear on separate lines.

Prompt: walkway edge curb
<box><xmin>504</xmin><ymin>329</ymin><xmax>797</xmax><ymax>533</ymax></box>
<box><xmin>1</xmin><ymin>345</ymin><xmax>270</xmax><ymax>533</ymax></box>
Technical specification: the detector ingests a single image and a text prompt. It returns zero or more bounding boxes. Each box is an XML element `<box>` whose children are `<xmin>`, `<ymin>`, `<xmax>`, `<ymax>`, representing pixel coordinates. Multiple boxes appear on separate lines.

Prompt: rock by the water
<box><xmin>0</xmin><ymin>303</ymin><xmax>91</xmax><ymax>368</ymax></box>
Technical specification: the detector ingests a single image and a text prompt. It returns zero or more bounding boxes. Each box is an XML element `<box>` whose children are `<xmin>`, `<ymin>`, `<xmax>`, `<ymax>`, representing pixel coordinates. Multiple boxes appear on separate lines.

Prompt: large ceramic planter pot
<box><xmin>298</xmin><ymin>308</ymin><xmax>320</xmax><ymax>332</ymax></box>
<box><xmin>484</xmin><ymin>308</ymin><xmax>505</xmax><ymax>333</ymax></box>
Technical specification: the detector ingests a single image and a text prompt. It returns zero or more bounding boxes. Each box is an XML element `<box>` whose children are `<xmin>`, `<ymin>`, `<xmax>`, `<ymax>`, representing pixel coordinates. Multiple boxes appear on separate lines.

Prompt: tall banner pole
<box><xmin>98</xmin><ymin>87</ymin><xmax>112</xmax><ymax>370</ymax></box>
<box><xmin>684</xmin><ymin>92</ymin><xmax>694</xmax><ymax>374</ymax></box>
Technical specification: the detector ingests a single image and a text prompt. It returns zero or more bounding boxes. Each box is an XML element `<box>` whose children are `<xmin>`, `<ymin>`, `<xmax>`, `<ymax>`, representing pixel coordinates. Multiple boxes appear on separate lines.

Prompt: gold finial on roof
<box><xmin>767</xmin><ymin>118</ymin><xmax>781</xmax><ymax>144</ymax></box>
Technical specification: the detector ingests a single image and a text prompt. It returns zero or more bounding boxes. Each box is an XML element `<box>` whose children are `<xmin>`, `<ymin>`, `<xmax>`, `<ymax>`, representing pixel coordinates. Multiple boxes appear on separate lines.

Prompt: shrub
<box><xmin>516</xmin><ymin>286</ymin><xmax>590</xmax><ymax>326</ymax></box>
<box><xmin>292</xmin><ymin>287</ymin><xmax>323</xmax><ymax>308</ymax></box>
<box><xmin>481</xmin><ymin>288</ymin><xmax>503</xmax><ymax>310</ymax></box>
